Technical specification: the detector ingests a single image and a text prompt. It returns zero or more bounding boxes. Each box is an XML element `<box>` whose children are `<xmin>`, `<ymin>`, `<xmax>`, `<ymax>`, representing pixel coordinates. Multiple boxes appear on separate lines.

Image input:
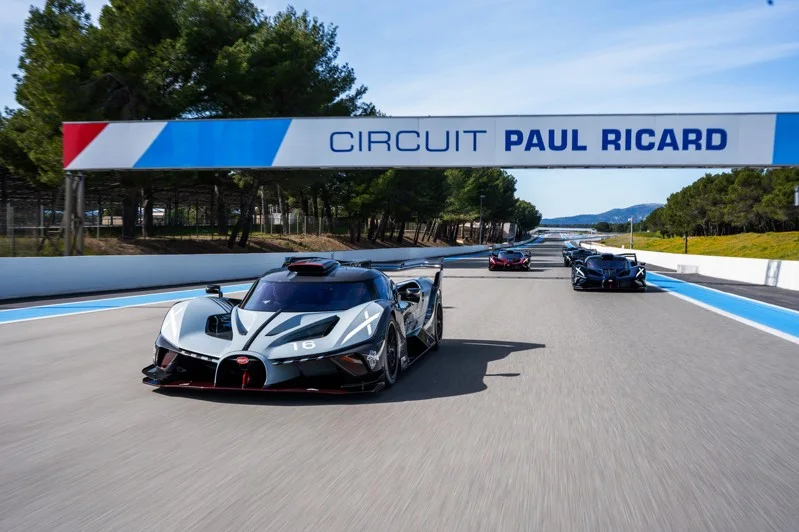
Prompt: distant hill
<box><xmin>541</xmin><ymin>203</ymin><xmax>663</xmax><ymax>226</ymax></box>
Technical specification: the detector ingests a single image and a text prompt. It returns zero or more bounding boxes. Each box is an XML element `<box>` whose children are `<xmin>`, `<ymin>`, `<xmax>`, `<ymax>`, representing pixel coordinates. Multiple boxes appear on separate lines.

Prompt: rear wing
<box><xmin>616</xmin><ymin>253</ymin><xmax>639</xmax><ymax>265</ymax></box>
<box><xmin>372</xmin><ymin>258</ymin><xmax>445</xmax><ymax>290</ymax></box>
<box><xmin>494</xmin><ymin>248</ymin><xmax>533</xmax><ymax>257</ymax></box>
<box><xmin>371</xmin><ymin>258</ymin><xmax>444</xmax><ymax>272</ymax></box>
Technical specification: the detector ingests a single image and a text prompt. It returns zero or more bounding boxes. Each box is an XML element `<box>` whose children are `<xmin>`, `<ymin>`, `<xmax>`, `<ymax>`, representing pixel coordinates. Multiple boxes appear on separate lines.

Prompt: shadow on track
<box><xmin>440</xmin><ymin>259</ymin><xmax>491</xmax><ymax>270</ymax></box>
<box><xmin>153</xmin><ymin>339</ymin><xmax>544</xmax><ymax>405</ymax></box>
<box><xmin>530</xmin><ymin>261</ymin><xmax>574</xmax><ymax>268</ymax></box>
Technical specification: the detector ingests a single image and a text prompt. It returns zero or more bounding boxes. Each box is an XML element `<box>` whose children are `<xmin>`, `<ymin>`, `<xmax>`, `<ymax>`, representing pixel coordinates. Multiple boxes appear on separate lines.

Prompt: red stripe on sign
<box><xmin>62</xmin><ymin>123</ymin><xmax>108</xmax><ymax>168</ymax></box>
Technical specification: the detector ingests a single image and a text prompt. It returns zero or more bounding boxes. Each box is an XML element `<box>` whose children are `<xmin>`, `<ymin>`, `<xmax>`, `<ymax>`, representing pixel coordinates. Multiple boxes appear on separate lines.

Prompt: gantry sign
<box><xmin>63</xmin><ymin>113</ymin><xmax>799</xmax><ymax>171</ymax></box>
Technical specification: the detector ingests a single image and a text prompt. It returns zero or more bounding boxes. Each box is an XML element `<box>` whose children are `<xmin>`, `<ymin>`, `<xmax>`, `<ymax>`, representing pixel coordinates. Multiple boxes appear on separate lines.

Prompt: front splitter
<box><xmin>142</xmin><ymin>377</ymin><xmax>385</xmax><ymax>395</ymax></box>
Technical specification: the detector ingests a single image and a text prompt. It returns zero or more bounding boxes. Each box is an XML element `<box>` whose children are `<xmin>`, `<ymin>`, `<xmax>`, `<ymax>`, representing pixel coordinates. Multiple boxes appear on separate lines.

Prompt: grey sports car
<box><xmin>141</xmin><ymin>257</ymin><xmax>444</xmax><ymax>394</ymax></box>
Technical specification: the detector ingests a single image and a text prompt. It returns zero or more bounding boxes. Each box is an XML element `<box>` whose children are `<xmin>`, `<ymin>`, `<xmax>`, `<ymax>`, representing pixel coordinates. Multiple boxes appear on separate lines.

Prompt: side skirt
<box><xmin>404</xmin><ymin>339</ymin><xmax>435</xmax><ymax>368</ymax></box>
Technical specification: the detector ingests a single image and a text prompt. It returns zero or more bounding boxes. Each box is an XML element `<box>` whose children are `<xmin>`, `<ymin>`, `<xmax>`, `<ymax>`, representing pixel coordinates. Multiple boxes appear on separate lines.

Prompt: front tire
<box><xmin>381</xmin><ymin>323</ymin><xmax>400</xmax><ymax>386</ymax></box>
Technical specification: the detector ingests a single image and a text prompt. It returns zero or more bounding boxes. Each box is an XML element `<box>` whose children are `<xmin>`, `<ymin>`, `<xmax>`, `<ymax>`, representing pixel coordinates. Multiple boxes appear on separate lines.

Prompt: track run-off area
<box><xmin>1</xmin><ymin>239</ymin><xmax>799</xmax><ymax>531</ymax></box>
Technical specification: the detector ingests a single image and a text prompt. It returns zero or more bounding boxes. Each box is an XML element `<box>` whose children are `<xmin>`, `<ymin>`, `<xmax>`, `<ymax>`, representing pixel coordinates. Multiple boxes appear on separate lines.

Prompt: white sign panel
<box><xmin>63</xmin><ymin>113</ymin><xmax>799</xmax><ymax>170</ymax></box>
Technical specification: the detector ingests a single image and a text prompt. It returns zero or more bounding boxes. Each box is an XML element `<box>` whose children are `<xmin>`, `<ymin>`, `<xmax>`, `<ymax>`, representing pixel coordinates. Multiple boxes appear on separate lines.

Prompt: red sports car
<box><xmin>488</xmin><ymin>250</ymin><xmax>530</xmax><ymax>271</ymax></box>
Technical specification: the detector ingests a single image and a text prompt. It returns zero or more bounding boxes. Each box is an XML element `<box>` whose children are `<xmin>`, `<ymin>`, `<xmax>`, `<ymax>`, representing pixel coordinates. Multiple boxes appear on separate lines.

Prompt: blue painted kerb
<box><xmin>648</xmin><ymin>272</ymin><xmax>799</xmax><ymax>340</ymax></box>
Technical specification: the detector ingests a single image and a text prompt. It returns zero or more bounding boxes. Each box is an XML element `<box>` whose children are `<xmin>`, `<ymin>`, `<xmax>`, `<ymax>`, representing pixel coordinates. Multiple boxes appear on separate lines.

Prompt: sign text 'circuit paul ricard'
<box><xmin>329</xmin><ymin>127</ymin><xmax>728</xmax><ymax>153</ymax></box>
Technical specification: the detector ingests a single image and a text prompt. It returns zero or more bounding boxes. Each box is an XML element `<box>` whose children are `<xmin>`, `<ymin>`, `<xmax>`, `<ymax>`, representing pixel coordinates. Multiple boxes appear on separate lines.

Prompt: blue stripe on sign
<box><xmin>647</xmin><ymin>272</ymin><xmax>799</xmax><ymax>339</ymax></box>
<box><xmin>0</xmin><ymin>282</ymin><xmax>254</xmax><ymax>324</ymax></box>
<box><xmin>133</xmin><ymin>119</ymin><xmax>292</xmax><ymax>169</ymax></box>
<box><xmin>772</xmin><ymin>113</ymin><xmax>799</xmax><ymax>165</ymax></box>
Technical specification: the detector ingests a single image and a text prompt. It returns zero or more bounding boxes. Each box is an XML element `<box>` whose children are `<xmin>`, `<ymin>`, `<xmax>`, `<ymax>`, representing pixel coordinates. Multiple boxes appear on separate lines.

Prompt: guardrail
<box><xmin>583</xmin><ymin>242</ymin><xmax>799</xmax><ymax>292</ymax></box>
<box><xmin>0</xmin><ymin>240</ymin><xmax>528</xmax><ymax>301</ymax></box>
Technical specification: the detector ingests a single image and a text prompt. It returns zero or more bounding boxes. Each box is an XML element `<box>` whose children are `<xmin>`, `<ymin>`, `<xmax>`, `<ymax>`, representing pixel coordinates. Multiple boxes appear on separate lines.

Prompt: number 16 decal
<box><xmin>292</xmin><ymin>340</ymin><xmax>316</xmax><ymax>350</ymax></box>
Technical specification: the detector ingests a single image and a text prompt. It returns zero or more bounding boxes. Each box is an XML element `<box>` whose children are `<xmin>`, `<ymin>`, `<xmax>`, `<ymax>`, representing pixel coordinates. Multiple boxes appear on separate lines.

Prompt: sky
<box><xmin>1</xmin><ymin>0</ymin><xmax>799</xmax><ymax>218</ymax></box>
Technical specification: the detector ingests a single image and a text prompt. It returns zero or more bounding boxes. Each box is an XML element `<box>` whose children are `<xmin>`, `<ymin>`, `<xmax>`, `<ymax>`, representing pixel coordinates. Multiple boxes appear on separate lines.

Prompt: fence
<box><xmin>0</xmin><ymin>203</ymin><xmax>342</xmax><ymax>257</ymax></box>
<box><xmin>0</xmin><ymin>195</ymin><xmax>448</xmax><ymax>257</ymax></box>
<box><xmin>0</xmin><ymin>173</ymin><xmax>518</xmax><ymax>256</ymax></box>
<box><xmin>0</xmin><ymin>202</ymin><xmax>66</xmax><ymax>257</ymax></box>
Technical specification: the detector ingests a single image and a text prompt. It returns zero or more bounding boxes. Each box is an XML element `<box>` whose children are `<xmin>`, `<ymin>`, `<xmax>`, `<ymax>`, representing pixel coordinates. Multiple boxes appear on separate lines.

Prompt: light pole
<box><xmin>629</xmin><ymin>217</ymin><xmax>634</xmax><ymax>249</ymax></box>
<box><xmin>794</xmin><ymin>185</ymin><xmax>798</xmax><ymax>207</ymax></box>
<box><xmin>479</xmin><ymin>194</ymin><xmax>485</xmax><ymax>245</ymax></box>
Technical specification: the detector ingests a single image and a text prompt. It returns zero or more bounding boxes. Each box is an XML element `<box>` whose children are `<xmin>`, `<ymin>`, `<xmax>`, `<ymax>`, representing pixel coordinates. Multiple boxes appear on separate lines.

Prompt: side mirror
<box><xmin>206</xmin><ymin>284</ymin><xmax>223</xmax><ymax>297</ymax></box>
<box><xmin>401</xmin><ymin>287</ymin><xmax>422</xmax><ymax>302</ymax></box>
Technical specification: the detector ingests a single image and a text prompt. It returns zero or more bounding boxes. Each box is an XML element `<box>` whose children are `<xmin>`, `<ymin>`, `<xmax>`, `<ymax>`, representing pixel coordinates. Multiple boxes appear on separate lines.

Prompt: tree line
<box><xmin>0</xmin><ymin>0</ymin><xmax>541</xmax><ymax>247</ymax></box>
<box><xmin>641</xmin><ymin>168</ymin><xmax>799</xmax><ymax>242</ymax></box>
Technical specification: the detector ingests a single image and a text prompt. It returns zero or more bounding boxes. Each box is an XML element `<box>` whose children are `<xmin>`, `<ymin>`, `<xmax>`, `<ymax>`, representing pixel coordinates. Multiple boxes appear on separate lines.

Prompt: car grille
<box><xmin>176</xmin><ymin>349</ymin><xmax>219</xmax><ymax>363</ymax></box>
<box><xmin>272</xmin><ymin>354</ymin><xmax>332</xmax><ymax>365</ymax></box>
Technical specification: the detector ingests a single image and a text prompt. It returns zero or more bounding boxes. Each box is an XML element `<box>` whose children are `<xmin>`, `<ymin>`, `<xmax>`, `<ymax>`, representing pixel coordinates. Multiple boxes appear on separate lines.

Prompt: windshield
<box><xmin>241</xmin><ymin>280</ymin><xmax>378</xmax><ymax>312</ymax></box>
<box><xmin>585</xmin><ymin>257</ymin><xmax>630</xmax><ymax>269</ymax></box>
<box><xmin>498</xmin><ymin>251</ymin><xmax>523</xmax><ymax>259</ymax></box>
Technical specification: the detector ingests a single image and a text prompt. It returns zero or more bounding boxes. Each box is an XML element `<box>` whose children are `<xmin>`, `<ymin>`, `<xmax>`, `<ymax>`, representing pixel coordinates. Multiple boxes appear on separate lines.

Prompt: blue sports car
<box><xmin>571</xmin><ymin>253</ymin><xmax>647</xmax><ymax>291</ymax></box>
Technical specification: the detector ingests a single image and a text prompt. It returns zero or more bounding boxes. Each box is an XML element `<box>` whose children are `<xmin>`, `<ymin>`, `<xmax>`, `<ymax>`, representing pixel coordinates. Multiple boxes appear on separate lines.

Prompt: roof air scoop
<box><xmin>287</xmin><ymin>259</ymin><xmax>339</xmax><ymax>275</ymax></box>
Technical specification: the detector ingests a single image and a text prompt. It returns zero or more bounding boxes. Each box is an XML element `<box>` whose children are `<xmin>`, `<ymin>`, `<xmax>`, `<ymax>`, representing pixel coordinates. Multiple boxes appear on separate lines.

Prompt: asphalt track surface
<box><xmin>2</xmin><ymin>242</ymin><xmax>799</xmax><ymax>531</ymax></box>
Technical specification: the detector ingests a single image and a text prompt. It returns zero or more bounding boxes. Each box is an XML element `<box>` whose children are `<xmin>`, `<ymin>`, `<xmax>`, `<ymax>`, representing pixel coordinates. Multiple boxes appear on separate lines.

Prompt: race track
<box><xmin>1</xmin><ymin>242</ymin><xmax>799</xmax><ymax>531</ymax></box>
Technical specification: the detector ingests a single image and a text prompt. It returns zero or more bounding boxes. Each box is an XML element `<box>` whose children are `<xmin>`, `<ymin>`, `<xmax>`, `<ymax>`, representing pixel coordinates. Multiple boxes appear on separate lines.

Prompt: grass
<box><xmin>600</xmin><ymin>231</ymin><xmax>799</xmax><ymax>261</ymax></box>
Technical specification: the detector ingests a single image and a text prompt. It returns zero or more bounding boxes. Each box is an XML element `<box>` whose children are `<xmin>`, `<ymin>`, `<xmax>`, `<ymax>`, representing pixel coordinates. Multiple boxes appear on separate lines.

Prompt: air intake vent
<box><xmin>287</xmin><ymin>259</ymin><xmax>339</xmax><ymax>275</ymax></box>
<box><xmin>276</xmin><ymin>316</ymin><xmax>340</xmax><ymax>344</ymax></box>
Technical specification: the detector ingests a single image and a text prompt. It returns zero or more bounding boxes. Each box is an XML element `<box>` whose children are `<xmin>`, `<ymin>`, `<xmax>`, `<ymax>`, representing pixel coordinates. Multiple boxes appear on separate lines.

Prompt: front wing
<box><xmin>572</xmin><ymin>276</ymin><xmax>646</xmax><ymax>290</ymax></box>
<box><xmin>489</xmin><ymin>262</ymin><xmax>529</xmax><ymax>270</ymax></box>
<box><xmin>142</xmin><ymin>335</ymin><xmax>392</xmax><ymax>394</ymax></box>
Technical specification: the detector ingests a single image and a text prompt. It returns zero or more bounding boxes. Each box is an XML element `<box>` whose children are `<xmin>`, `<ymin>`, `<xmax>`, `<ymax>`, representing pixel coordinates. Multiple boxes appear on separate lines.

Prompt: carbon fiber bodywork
<box><xmin>571</xmin><ymin>253</ymin><xmax>647</xmax><ymax>291</ymax></box>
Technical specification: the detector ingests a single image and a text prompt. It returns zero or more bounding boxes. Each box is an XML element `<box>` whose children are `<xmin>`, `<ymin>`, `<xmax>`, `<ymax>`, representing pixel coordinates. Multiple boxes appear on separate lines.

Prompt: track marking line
<box><xmin>651</xmin><ymin>272</ymin><xmax>799</xmax><ymax>316</ymax></box>
<box><xmin>648</xmin><ymin>287</ymin><xmax>799</xmax><ymax>346</ymax></box>
<box><xmin>0</xmin><ymin>282</ymin><xmax>253</xmax><ymax>312</ymax></box>
<box><xmin>0</xmin><ymin>283</ymin><xmax>253</xmax><ymax>325</ymax></box>
<box><xmin>647</xmin><ymin>273</ymin><xmax>799</xmax><ymax>345</ymax></box>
